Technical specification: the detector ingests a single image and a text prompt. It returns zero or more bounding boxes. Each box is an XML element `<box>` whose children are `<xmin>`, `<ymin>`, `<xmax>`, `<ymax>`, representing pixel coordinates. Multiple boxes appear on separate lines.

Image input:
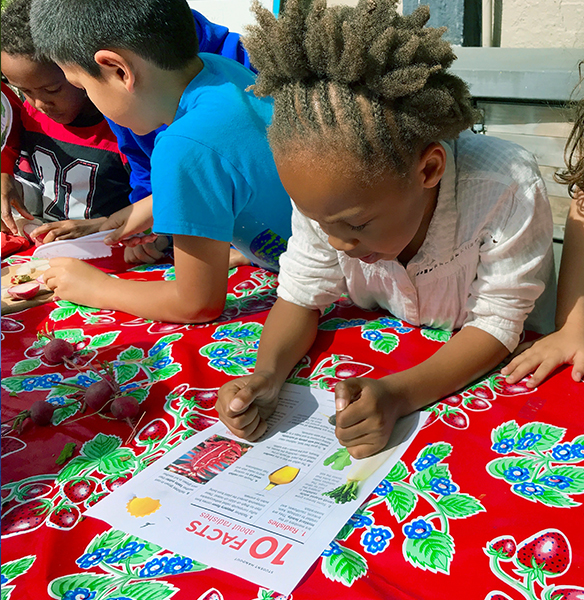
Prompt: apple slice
<box><xmin>7</xmin><ymin>281</ymin><xmax>40</xmax><ymax>300</ymax></box>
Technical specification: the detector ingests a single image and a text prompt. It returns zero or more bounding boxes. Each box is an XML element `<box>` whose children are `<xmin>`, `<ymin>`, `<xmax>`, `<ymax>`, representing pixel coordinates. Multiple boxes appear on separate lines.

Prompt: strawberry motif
<box><xmin>331</xmin><ymin>362</ymin><xmax>373</xmax><ymax>379</ymax></box>
<box><xmin>48</xmin><ymin>505</ymin><xmax>81</xmax><ymax>529</ymax></box>
<box><xmin>148</xmin><ymin>322</ymin><xmax>187</xmax><ymax>334</ymax></box>
<box><xmin>487</xmin><ymin>594</ymin><xmax>513</xmax><ymax>600</ymax></box>
<box><xmin>17</xmin><ymin>482</ymin><xmax>53</xmax><ymax>501</ymax></box>
<box><xmin>137</xmin><ymin>418</ymin><xmax>169</xmax><ymax>442</ymax></box>
<box><xmin>463</xmin><ymin>397</ymin><xmax>492</xmax><ymax>411</ymax></box>
<box><xmin>549</xmin><ymin>587</ymin><xmax>584</xmax><ymax>600</ymax></box>
<box><xmin>196</xmin><ymin>589</ymin><xmax>223</xmax><ymax>600</ymax></box>
<box><xmin>421</xmin><ymin>409</ymin><xmax>439</xmax><ymax>428</ymax></box>
<box><xmin>441</xmin><ymin>394</ymin><xmax>463</xmax><ymax>407</ymax></box>
<box><xmin>492</xmin><ymin>374</ymin><xmax>534</xmax><ymax>395</ymax></box>
<box><xmin>104</xmin><ymin>473</ymin><xmax>133</xmax><ymax>492</ymax></box>
<box><xmin>517</xmin><ymin>529</ymin><xmax>571</xmax><ymax>576</ymax></box>
<box><xmin>440</xmin><ymin>408</ymin><xmax>469</xmax><ymax>429</ymax></box>
<box><xmin>1</xmin><ymin>498</ymin><xmax>52</xmax><ymax>537</ymax></box>
<box><xmin>1</xmin><ymin>435</ymin><xmax>26</xmax><ymax>458</ymax></box>
<box><xmin>182</xmin><ymin>388</ymin><xmax>219</xmax><ymax>410</ymax></box>
<box><xmin>490</xmin><ymin>536</ymin><xmax>517</xmax><ymax>560</ymax></box>
<box><xmin>233</xmin><ymin>280</ymin><xmax>256</xmax><ymax>292</ymax></box>
<box><xmin>63</xmin><ymin>479</ymin><xmax>96</xmax><ymax>504</ymax></box>
<box><xmin>187</xmin><ymin>414</ymin><xmax>218</xmax><ymax>432</ymax></box>
<box><xmin>468</xmin><ymin>383</ymin><xmax>495</xmax><ymax>400</ymax></box>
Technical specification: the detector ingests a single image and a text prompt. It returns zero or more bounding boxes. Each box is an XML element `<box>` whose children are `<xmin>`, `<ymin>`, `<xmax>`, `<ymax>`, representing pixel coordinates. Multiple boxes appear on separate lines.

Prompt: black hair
<box><xmin>29</xmin><ymin>0</ymin><xmax>198</xmax><ymax>77</ymax></box>
<box><xmin>244</xmin><ymin>0</ymin><xmax>477</xmax><ymax>177</ymax></box>
<box><xmin>1</xmin><ymin>0</ymin><xmax>48</xmax><ymax>61</ymax></box>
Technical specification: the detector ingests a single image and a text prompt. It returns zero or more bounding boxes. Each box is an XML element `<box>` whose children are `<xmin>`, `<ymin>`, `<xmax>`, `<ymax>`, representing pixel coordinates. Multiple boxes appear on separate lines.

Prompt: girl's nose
<box><xmin>327</xmin><ymin>233</ymin><xmax>358</xmax><ymax>253</ymax></box>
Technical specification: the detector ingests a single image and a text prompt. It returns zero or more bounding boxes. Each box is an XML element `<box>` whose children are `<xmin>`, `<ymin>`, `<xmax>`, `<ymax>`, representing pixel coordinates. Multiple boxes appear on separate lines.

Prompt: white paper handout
<box><xmin>86</xmin><ymin>383</ymin><xmax>428</xmax><ymax>596</ymax></box>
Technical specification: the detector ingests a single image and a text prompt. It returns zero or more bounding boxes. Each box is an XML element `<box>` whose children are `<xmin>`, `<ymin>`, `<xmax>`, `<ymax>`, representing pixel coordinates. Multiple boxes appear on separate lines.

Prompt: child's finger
<box><xmin>528</xmin><ymin>359</ymin><xmax>562</xmax><ymax>387</ymax></box>
<box><xmin>228</xmin><ymin>379</ymin><xmax>267</xmax><ymax>415</ymax></box>
<box><xmin>571</xmin><ymin>356</ymin><xmax>584</xmax><ymax>383</ymax></box>
<box><xmin>502</xmin><ymin>355</ymin><xmax>538</xmax><ymax>382</ymax></box>
<box><xmin>334</xmin><ymin>379</ymin><xmax>363</xmax><ymax>411</ymax></box>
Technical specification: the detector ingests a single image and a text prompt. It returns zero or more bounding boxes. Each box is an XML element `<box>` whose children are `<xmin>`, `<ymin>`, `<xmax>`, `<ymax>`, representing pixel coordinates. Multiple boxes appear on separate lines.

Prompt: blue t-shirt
<box><xmin>151</xmin><ymin>53</ymin><xmax>291</xmax><ymax>272</ymax></box>
<box><xmin>106</xmin><ymin>9</ymin><xmax>254</xmax><ymax>203</ymax></box>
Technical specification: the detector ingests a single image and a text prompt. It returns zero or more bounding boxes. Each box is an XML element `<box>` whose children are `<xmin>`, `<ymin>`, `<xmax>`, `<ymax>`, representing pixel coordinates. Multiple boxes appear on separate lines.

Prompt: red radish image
<box><xmin>516</xmin><ymin>529</ymin><xmax>571</xmax><ymax>576</ymax></box>
<box><xmin>167</xmin><ymin>435</ymin><xmax>252</xmax><ymax>484</ymax></box>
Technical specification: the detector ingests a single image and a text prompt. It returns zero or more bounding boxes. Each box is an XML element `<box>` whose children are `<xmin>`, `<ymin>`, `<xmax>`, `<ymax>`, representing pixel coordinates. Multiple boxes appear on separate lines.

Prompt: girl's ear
<box><xmin>418</xmin><ymin>142</ymin><xmax>447</xmax><ymax>189</ymax></box>
<box><xmin>93</xmin><ymin>50</ymin><xmax>136</xmax><ymax>92</ymax></box>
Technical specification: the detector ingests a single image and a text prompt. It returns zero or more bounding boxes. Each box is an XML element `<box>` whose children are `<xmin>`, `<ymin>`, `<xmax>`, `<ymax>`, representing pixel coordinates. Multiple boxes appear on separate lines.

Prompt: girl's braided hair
<box><xmin>244</xmin><ymin>0</ymin><xmax>477</xmax><ymax>177</ymax></box>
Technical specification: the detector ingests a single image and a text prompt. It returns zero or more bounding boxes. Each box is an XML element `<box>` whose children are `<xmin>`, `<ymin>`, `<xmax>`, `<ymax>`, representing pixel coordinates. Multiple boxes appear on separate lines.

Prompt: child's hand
<box><xmin>31</xmin><ymin>218</ymin><xmax>105</xmax><ymax>245</ymax></box>
<box><xmin>217</xmin><ymin>373</ymin><xmax>282</xmax><ymax>441</ymax></box>
<box><xmin>229</xmin><ymin>247</ymin><xmax>252</xmax><ymax>268</ymax></box>
<box><xmin>334</xmin><ymin>377</ymin><xmax>410</xmax><ymax>459</ymax></box>
<box><xmin>501</xmin><ymin>325</ymin><xmax>584</xmax><ymax>387</ymax></box>
<box><xmin>1</xmin><ymin>173</ymin><xmax>32</xmax><ymax>235</ymax></box>
<box><xmin>43</xmin><ymin>258</ymin><xmax>109</xmax><ymax>306</ymax></box>
<box><xmin>123</xmin><ymin>236</ymin><xmax>170</xmax><ymax>264</ymax></box>
<box><xmin>101</xmin><ymin>195</ymin><xmax>156</xmax><ymax>246</ymax></box>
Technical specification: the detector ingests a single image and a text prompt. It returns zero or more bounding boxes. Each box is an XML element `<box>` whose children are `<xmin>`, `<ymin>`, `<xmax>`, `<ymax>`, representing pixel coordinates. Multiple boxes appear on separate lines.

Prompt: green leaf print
<box><xmin>82</xmin><ymin>433</ymin><xmax>122</xmax><ymax>460</ymax></box>
<box><xmin>1</xmin><ymin>556</ymin><xmax>35</xmax><ymax>583</ymax></box>
<box><xmin>384</xmin><ymin>486</ymin><xmax>417</xmax><ymax>522</ymax></box>
<box><xmin>99</xmin><ymin>448</ymin><xmax>136</xmax><ymax>475</ymax></box>
<box><xmin>412</xmin><ymin>464</ymin><xmax>451</xmax><ymax>491</ymax></box>
<box><xmin>50</xmin><ymin>305</ymin><xmax>78</xmax><ymax>321</ymax></box>
<box><xmin>384</xmin><ymin>460</ymin><xmax>409</xmax><ymax>482</ymax></box>
<box><xmin>150</xmin><ymin>364</ymin><xmax>182</xmax><ymax>382</ymax></box>
<box><xmin>492</xmin><ymin>421</ymin><xmax>520</xmax><ymax>444</ymax></box>
<box><xmin>118</xmin><ymin>346</ymin><xmax>145</xmax><ymax>361</ymax></box>
<box><xmin>517</xmin><ymin>422</ymin><xmax>565</xmax><ymax>451</ymax></box>
<box><xmin>404</xmin><ymin>529</ymin><xmax>454</xmax><ymax>574</ymax></box>
<box><xmin>420</xmin><ymin>328</ymin><xmax>452</xmax><ymax>343</ymax></box>
<box><xmin>545</xmin><ymin>466</ymin><xmax>584</xmax><ymax>493</ymax></box>
<box><xmin>535</xmin><ymin>488</ymin><xmax>579</xmax><ymax>508</ymax></box>
<box><xmin>11</xmin><ymin>359</ymin><xmax>42</xmax><ymax>375</ymax></box>
<box><xmin>371</xmin><ymin>334</ymin><xmax>399</xmax><ymax>354</ymax></box>
<box><xmin>116</xmin><ymin>363</ymin><xmax>140</xmax><ymax>384</ymax></box>
<box><xmin>321</xmin><ymin>545</ymin><xmax>367</xmax><ymax>586</ymax></box>
<box><xmin>419</xmin><ymin>442</ymin><xmax>452</xmax><ymax>463</ymax></box>
<box><xmin>88</xmin><ymin>331</ymin><xmax>121</xmax><ymax>349</ymax></box>
<box><xmin>50</xmin><ymin>573</ymin><xmax>113</xmax><ymax>598</ymax></box>
<box><xmin>487</xmin><ymin>456</ymin><xmax>537</xmax><ymax>480</ymax></box>
<box><xmin>437</xmin><ymin>493</ymin><xmax>485</xmax><ymax>519</ymax></box>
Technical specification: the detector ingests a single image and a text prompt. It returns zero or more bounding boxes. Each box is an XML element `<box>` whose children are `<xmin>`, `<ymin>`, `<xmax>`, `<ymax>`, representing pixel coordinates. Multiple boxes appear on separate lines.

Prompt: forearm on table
<box><xmin>555</xmin><ymin>195</ymin><xmax>584</xmax><ymax>330</ymax></box>
<box><xmin>94</xmin><ymin>277</ymin><xmax>225</xmax><ymax>323</ymax></box>
<box><xmin>254</xmin><ymin>298</ymin><xmax>320</xmax><ymax>386</ymax></box>
<box><xmin>386</xmin><ymin>325</ymin><xmax>509</xmax><ymax>413</ymax></box>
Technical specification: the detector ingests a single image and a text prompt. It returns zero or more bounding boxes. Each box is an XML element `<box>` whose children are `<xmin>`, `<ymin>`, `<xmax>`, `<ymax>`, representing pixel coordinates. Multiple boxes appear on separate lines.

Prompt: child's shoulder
<box><xmin>452</xmin><ymin>130</ymin><xmax>541</xmax><ymax>188</ymax></box>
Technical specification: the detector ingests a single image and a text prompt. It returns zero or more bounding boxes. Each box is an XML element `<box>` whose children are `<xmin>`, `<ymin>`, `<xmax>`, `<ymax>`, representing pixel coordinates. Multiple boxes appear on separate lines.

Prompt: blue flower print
<box><xmin>571</xmin><ymin>443</ymin><xmax>584</xmax><ymax>459</ymax></box>
<box><xmin>22</xmin><ymin>377</ymin><xmax>37</xmax><ymax>391</ymax></box>
<box><xmin>1</xmin><ymin>574</ymin><xmax>7</xmax><ymax>584</ymax></box>
<box><xmin>76</xmin><ymin>375</ymin><xmax>97</xmax><ymax>387</ymax></box>
<box><xmin>209</xmin><ymin>347</ymin><xmax>230</xmax><ymax>358</ymax></box>
<box><xmin>212</xmin><ymin>330</ymin><xmax>232</xmax><ymax>341</ymax></box>
<box><xmin>120</xmin><ymin>382</ymin><xmax>139</xmax><ymax>392</ymax></box>
<box><xmin>76</xmin><ymin>548</ymin><xmax>111</xmax><ymax>569</ymax></box>
<box><xmin>362</xmin><ymin>330</ymin><xmax>383</xmax><ymax>342</ymax></box>
<box><xmin>164</xmin><ymin>556</ymin><xmax>193</xmax><ymax>575</ymax></box>
<box><xmin>413</xmin><ymin>453</ymin><xmax>440</xmax><ymax>471</ymax></box>
<box><xmin>513</xmin><ymin>482</ymin><xmax>545</xmax><ymax>496</ymax></box>
<box><xmin>336</xmin><ymin>319</ymin><xmax>366</xmax><ymax>329</ymax></box>
<box><xmin>139</xmin><ymin>556</ymin><xmax>169</xmax><ymax>577</ymax></box>
<box><xmin>149</xmin><ymin>341</ymin><xmax>169</xmax><ymax>355</ymax></box>
<box><xmin>231</xmin><ymin>329</ymin><xmax>253</xmax><ymax>339</ymax></box>
<box><xmin>492</xmin><ymin>438</ymin><xmax>515</xmax><ymax>454</ymax></box>
<box><xmin>153</xmin><ymin>357</ymin><xmax>172</xmax><ymax>369</ymax></box>
<box><xmin>362</xmin><ymin>526</ymin><xmax>393</xmax><ymax>554</ymax></box>
<box><xmin>403</xmin><ymin>519</ymin><xmax>433</xmax><ymax>540</ymax></box>
<box><xmin>210</xmin><ymin>358</ymin><xmax>233</xmax><ymax>369</ymax></box>
<box><xmin>430</xmin><ymin>477</ymin><xmax>458</xmax><ymax>495</ymax></box>
<box><xmin>516</xmin><ymin>432</ymin><xmax>542</xmax><ymax>450</ymax></box>
<box><xmin>540</xmin><ymin>475</ymin><xmax>572</xmax><ymax>490</ymax></box>
<box><xmin>374</xmin><ymin>480</ymin><xmax>394</xmax><ymax>496</ymax></box>
<box><xmin>322</xmin><ymin>541</ymin><xmax>343</xmax><ymax>557</ymax></box>
<box><xmin>551</xmin><ymin>443</ymin><xmax>573</xmax><ymax>461</ymax></box>
<box><xmin>234</xmin><ymin>356</ymin><xmax>255</xmax><ymax>366</ymax></box>
<box><xmin>503</xmin><ymin>467</ymin><xmax>530</xmax><ymax>482</ymax></box>
<box><xmin>379</xmin><ymin>318</ymin><xmax>414</xmax><ymax>334</ymax></box>
<box><xmin>104</xmin><ymin>541</ymin><xmax>145</xmax><ymax>564</ymax></box>
<box><xmin>349</xmin><ymin>513</ymin><xmax>374</xmax><ymax>529</ymax></box>
<box><xmin>252</xmin><ymin>340</ymin><xmax>260</xmax><ymax>349</ymax></box>
<box><xmin>62</xmin><ymin>589</ymin><xmax>96</xmax><ymax>600</ymax></box>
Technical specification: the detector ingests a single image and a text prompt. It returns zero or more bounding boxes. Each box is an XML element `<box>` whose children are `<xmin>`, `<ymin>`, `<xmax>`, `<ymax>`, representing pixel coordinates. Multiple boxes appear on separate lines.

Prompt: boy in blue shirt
<box><xmin>30</xmin><ymin>0</ymin><xmax>292</xmax><ymax>324</ymax></box>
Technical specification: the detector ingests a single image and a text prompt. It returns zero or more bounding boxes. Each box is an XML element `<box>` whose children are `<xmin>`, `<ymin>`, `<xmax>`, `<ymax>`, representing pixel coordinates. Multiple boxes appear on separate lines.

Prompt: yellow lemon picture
<box><xmin>126</xmin><ymin>496</ymin><xmax>161</xmax><ymax>517</ymax></box>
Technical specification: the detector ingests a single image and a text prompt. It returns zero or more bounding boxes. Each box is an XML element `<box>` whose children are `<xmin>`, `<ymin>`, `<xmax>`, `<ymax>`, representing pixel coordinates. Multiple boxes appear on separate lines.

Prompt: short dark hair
<box><xmin>245</xmin><ymin>0</ymin><xmax>477</xmax><ymax>177</ymax></box>
<box><xmin>1</xmin><ymin>0</ymin><xmax>47</xmax><ymax>61</ymax></box>
<box><xmin>29</xmin><ymin>0</ymin><xmax>199</xmax><ymax>77</ymax></box>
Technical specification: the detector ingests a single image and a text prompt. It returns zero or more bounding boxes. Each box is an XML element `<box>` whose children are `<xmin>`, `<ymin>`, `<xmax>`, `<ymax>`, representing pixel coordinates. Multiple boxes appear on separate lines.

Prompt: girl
<box><xmin>503</xmin><ymin>94</ymin><xmax>584</xmax><ymax>386</ymax></box>
<box><xmin>217</xmin><ymin>0</ymin><xmax>556</xmax><ymax>458</ymax></box>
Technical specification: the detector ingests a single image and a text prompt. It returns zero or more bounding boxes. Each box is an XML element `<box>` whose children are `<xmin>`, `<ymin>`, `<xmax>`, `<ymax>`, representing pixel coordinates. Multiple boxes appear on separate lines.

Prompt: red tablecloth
<box><xmin>1</xmin><ymin>250</ymin><xmax>583</xmax><ymax>600</ymax></box>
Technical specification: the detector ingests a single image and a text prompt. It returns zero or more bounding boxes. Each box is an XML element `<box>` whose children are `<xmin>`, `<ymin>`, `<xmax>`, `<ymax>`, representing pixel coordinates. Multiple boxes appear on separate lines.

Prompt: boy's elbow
<box><xmin>170</xmin><ymin>300</ymin><xmax>225</xmax><ymax>324</ymax></box>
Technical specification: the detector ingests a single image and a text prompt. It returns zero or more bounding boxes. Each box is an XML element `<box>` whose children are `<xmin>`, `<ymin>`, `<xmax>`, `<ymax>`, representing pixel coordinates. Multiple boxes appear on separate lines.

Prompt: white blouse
<box><xmin>277</xmin><ymin>131</ymin><xmax>556</xmax><ymax>351</ymax></box>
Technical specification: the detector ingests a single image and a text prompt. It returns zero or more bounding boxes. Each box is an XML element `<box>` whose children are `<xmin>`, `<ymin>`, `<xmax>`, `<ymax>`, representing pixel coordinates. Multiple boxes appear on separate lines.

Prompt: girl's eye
<box><xmin>45</xmin><ymin>87</ymin><xmax>61</xmax><ymax>94</ymax></box>
<box><xmin>349</xmin><ymin>222</ymin><xmax>368</xmax><ymax>232</ymax></box>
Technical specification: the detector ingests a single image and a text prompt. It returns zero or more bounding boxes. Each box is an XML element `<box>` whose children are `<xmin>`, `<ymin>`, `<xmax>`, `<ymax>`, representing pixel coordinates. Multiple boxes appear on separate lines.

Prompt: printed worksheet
<box><xmin>87</xmin><ymin>383</ymin><xmax>428</xmax><ymax>595</ymax></box>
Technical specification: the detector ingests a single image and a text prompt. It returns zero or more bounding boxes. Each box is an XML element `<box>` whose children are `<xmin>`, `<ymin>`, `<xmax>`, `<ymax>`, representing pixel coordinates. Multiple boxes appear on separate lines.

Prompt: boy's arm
<box><xmin>503</xmin><ymin>192</ymin><xmax>584</xmax><ymax>385</ymax></box>
<box><xmin>217</xmin><ymin>298</ymin><xmax>319</xmax><ymax>440</ymax></box>
<box><xmin>43</xmin><ymin>234</ymin><xmax>231</xmax><ymax>323</ymax></box>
